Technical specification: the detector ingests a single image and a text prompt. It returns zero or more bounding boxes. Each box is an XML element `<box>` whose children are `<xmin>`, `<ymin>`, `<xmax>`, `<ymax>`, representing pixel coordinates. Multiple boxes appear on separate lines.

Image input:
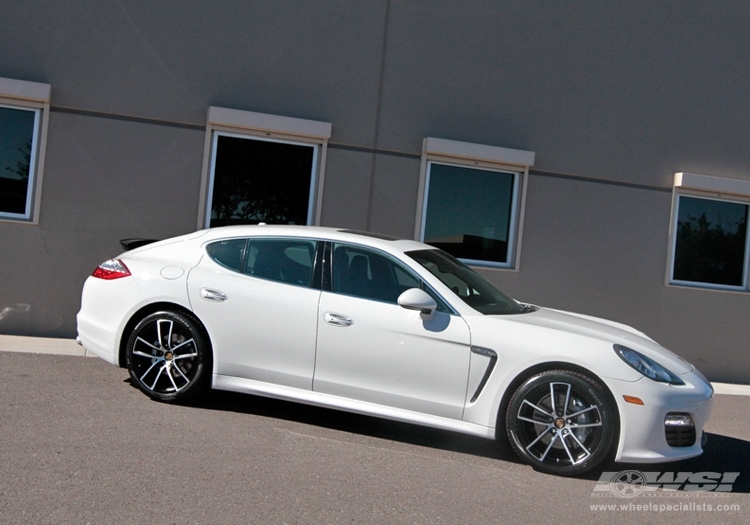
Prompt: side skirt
<box><xmin>213</xmin><ymin>374</ymin><xmax>496</xmax><ymax>440</ymax></box>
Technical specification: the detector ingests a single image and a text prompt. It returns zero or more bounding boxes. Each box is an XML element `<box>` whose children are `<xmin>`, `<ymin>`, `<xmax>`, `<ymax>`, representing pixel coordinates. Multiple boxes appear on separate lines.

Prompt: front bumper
<box><xmin>609</xmin><ymin>370</ymin><xmax>714</xmax><ymax>463</ymax></box>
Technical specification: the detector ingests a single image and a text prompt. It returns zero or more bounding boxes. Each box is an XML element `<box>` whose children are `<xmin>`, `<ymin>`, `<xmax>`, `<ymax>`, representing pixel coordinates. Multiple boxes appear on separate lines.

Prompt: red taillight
<box><xmin>92</xmin><ymin>259</ymin><xmax>131</xmax><ymax>280</ymax></box>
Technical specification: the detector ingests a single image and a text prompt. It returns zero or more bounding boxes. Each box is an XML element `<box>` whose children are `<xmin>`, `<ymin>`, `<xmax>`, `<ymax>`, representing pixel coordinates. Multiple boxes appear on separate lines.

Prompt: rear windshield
<box><xmin>406</xmin><ymin>249</ymin><xmax>528</xmax><ymax>315</ymax></box>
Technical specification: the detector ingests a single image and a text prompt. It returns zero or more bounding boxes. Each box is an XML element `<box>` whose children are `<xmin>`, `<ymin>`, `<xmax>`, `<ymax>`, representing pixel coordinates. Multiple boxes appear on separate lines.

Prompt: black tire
<box><xmin>125</xmin><ymin>311</ymin><xmax>211</xmax><ymax>403</ymax></box>
<box><xmin>505</xmin><ymin>370</ymin><xmax>617</xmax><ymax>476</ymax></box>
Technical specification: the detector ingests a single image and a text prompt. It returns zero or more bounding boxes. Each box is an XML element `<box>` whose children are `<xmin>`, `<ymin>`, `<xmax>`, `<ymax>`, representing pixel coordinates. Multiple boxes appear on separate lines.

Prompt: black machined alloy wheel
<box><xmin>126</xmin><ymin>311</ymin><xmax>210</xmax><ymax>403</ymax></box>
<box><xmin>506</xmin><ymin>370</ymin><xmax>617</xmax><ymax>476</ymax></box>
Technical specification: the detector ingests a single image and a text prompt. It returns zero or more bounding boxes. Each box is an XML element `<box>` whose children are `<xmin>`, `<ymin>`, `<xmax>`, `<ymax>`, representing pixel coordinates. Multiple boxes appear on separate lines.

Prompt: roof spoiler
<box><xmin>120</xmin><ymin>238</ymin><xmax>159</xmax><ymax>251</ymax></box>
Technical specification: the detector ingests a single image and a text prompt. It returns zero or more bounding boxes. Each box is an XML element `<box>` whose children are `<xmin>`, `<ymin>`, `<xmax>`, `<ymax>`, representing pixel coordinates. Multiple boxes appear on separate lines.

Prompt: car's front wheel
<box><xmin>505</xmin><ymin>370</ymin><xmax>617</xmax><ymax>476</ymax></box>
<box><xmin>125</xmin><ymin>311</ymin><xmax>211</xmax><ymax>403</ymax></box>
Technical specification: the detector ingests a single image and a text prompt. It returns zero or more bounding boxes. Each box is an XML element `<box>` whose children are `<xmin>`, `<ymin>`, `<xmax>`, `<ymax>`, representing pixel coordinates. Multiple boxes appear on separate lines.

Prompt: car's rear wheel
<box><xmin>125</xmin><ymin>311</ymin><xmax>210</xmax><ymax>403</ymax></box>
<box><xmin>505</xmin><ymin>370</ymin><xmax>617</xmax><ymax>476</ymax></box>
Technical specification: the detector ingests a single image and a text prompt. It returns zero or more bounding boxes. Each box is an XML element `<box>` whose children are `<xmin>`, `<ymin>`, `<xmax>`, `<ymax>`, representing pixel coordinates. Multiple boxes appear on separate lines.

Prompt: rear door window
<box><xmin>206</xmin><ymin>238</ymin><xmax>317</xmax><ymax>288</ymax></box>
<box><xmin>245</xmin><ymin>239</ymin><xmax>317</xmax><ymax>287</ymax></box>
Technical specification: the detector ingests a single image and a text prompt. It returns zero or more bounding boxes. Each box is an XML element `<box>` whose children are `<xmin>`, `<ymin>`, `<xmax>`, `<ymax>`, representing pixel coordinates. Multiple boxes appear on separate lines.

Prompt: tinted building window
<box><xmin>422</xmin><ymin>162</ymin><xmax>518</xmax><ymax>266</ymax></box>
<box><xmin>0</xmin><ymin>105</ymin><xmax>38</xmax><ymax>218</ymax></box>
<box><xmin>672</xmin><ymin>195</ymin><xmax>749</xmax><ymax>288</ymax></box>
<box><xmin>208</xmin><ymin>133</ymin><xmax>316</xmax><ymax>227</ymax></box>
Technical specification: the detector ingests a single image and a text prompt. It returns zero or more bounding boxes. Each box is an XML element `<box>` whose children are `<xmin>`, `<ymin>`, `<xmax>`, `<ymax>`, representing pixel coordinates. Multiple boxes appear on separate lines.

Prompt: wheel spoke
<box><xmin>156</xmin><ymin>320</ymin><xmax>174</xmax><ymax>350</ymax></box>
<box><xmin>559</xmin><ymin>433</ymin><xmax>577</xmax><ymax>464</ymax></box>
<box><xmin>548</xmin><ymin>382</ymin><xmax>572</xmax><ymax>417</ymax></box>
<box><xmin>534</xmin><ymin>431</ymin><xmax>559</xmax><ymax>462</ymax></box>
<box><xmin>549</xmin><ymin>382</ymin><xmax>557</xmax><ymax>415</ymax></box>
<box><xmin>567</xmin><ymin>404</ymin><xmax>600</xmax><ymax>420</ymax></box>
<box><xmin>165</xmin><ymin>364</ymin><xmax>181</xmax><ymax>392</ymax></box>
<box><xmin>559</xmin><ymin>383</ymin><xmax>572</xmax><ymax>417</ymax></box>
<box><xmin>138</xmin><ymin>359</ymin><xmax>161</xmax><ymax>384</ymax></box>
<box><xmin>133</xmin><ymin>349</ymin><xmax>159</xmax><ymax>359</ymax></box>
<box><xmin>148</xmin><ymin>363</ymin><xmax>169</xmax><ymax>390</ymax></box>
<box><xmin>171</xmin><ymin>338</ymin><xmax>195</xmax><ymax>352</ymax></box>
<box><xmin>135</xmin><ymin>337</ymin><xmax>161</xmax><ymax>352</ymax></box>
<box><xmin>173</xmin><ymin>361</ymin><xmax>190</xmax><ymax>381</ymax></box>
<box><xmin>568</xmin><ymin>421</ymin><xmax>602</xmax><ymax>428</ymax></box>
<box><xmin>517</xmin><ymin>415</ymin><xmax>551</xmax><ymax>425</ymax></box>
<box><xmin>156</xmin><ymin>321</ymin><xmax>165</xmax><ymax>349</ymax></box>
<box><xmin>520</xmin><ymin>399</ymin><xmax>554</xmax><ymax>419</ymax></box>
<box><xmin>525</xmin><ymin>425</ymin><xmax>555</xmax><ymax>451</ymax></box>
<box><xmin>565</xmin><ymin>430</ymin><xmax>592</xmax><ymax>463</ymax></box>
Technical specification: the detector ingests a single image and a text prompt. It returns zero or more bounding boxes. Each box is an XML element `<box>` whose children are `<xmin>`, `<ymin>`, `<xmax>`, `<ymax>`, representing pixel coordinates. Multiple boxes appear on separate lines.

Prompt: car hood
<box><xmin>491</xmin><ymin>306</ymin><xmax>695</xmax><ymax>375</ymax></box>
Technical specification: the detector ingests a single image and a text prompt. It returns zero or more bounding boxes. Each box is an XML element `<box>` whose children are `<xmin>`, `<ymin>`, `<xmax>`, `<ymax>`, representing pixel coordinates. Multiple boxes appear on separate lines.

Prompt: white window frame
<box><xmin>0</xmin><ymin>77</ymin><xmax>51</xmax><ymax>224</ymax></box>
<box><xmin>198</xmin><ymin>106</ymin><xmax>332</xmax><ymax>229</ymax></box>
<box><xmin>415</xmin><ymin>137</ymin><xmax>535</xmax><ymax>270</ymax></box>
<box><xmin>667</xmin><ymin>172</ymin><xmax>750</xmax><ymax>291</ymax></box>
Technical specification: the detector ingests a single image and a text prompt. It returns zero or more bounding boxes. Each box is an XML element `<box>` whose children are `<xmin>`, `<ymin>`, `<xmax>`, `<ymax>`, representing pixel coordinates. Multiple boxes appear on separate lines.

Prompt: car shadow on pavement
<box><xmin>584</xmin><ymin>433</ymin><xmax>750</xmax><ymax>493</ymax></box>
<box><xmin>155</xmin><ymin>384</ymin><xmax>750</xmax><ymax>489</ymax></box>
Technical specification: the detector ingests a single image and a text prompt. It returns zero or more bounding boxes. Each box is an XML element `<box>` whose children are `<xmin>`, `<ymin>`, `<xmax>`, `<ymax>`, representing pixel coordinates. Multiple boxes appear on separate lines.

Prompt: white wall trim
<box><xmin>207</xmin><ymin>106</ymin><xmax>331</xmax><ymax>140</ymax></box>
<box><xmin>423</xmin><ymin>137</ymin><xmax>535</xmax><ymax>168</ymax></box>
<box><xmin>0</xmin><ymin>77</ymin><xmax>51</xmax><ymax>103</ymax></box>
<box><xmin>674</xmin><ymin>172</ymin><xmax>750</xmax><ymax>198</ymax></box>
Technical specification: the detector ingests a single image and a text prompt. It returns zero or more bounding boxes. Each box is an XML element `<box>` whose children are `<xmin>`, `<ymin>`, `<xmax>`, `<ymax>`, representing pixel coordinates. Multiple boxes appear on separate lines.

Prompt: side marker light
<box><xmin>623</xmin><ymin>395</ymin><xmax>645</xmax><ymax>405</ymax></box>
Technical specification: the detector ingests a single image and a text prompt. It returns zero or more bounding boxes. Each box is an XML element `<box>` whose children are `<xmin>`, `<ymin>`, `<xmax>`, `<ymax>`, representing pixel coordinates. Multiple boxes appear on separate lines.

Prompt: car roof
<box><xmin>196</xmin><ymin>225</ymin><xmax>430</xmax><ymax>254</ymax></box>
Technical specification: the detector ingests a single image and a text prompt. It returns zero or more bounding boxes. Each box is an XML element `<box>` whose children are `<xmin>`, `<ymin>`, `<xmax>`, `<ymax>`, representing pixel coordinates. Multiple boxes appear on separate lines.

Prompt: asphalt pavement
<box><xmin>1</xmin><ymin>336</ymin><xmax>748</xmax><ymax>524</ymax></box>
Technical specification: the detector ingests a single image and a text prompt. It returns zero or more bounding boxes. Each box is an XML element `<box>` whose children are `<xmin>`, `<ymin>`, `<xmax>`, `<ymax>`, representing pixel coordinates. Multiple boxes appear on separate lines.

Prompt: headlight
<box><xmin>614</xmin><ymin>344</ymin><xmax>685</xmax><ymax>385</ymax></box>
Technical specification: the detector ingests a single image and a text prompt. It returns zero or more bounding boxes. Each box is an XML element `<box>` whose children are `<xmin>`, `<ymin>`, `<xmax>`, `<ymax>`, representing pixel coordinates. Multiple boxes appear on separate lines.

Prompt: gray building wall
<box><xmin>1</xmin><ymin>1</ymin><xmax>748</xmax><ymax>382</ymax></box>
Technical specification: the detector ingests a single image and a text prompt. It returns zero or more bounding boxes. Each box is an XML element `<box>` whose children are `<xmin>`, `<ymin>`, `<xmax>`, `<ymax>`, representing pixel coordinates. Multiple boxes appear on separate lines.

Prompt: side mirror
<box><xmin>397</xmin><ymin>288</ymin><xmax>437</xmax><ymax>319</ymax></box>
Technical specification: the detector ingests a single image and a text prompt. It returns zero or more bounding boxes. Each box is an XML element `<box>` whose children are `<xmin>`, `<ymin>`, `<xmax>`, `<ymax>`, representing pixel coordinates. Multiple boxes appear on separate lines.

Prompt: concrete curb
<box><xmin>0</xmin><ymin>334</ymin><xmax>90</xmax><ymax>357</ymax></box>
<box><xmin>1</xmin><ymin>334</ymin><xmax>748</xmax><ymax>396</ymax></box>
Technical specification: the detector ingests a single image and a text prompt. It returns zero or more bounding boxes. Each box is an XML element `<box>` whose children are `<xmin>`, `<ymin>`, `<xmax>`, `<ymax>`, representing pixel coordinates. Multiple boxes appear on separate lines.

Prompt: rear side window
<box><xmin>206</xmin><ymin>238</ymin><xmax>317</xmax><ymax>287</ymax></box>
<box><xmin>246</xmin><ymin>239</ymin><xmax>316</xmax><ymax>287</ymax></box>
<box><xmin>206</xmin><ymin>239</ymin><xmax>247</xmax><ymax>271</ymax></box>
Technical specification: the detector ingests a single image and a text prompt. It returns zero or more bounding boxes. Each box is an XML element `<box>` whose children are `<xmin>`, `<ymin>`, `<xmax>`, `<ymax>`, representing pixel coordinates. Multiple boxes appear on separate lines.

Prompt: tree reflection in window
<box><xmin>673</xmin><ymin>196</ymin><xmax>748</xmax><ymax>287</ymax></box>
<box><xmin>209</xmin><ymin>134</ymin><xmax>315</xmax><ymax>227</ymax></box>
<box><xmin>1</xmin><ymin>105</ymin><xmax>37</xmax><ymax>216</ymax></box>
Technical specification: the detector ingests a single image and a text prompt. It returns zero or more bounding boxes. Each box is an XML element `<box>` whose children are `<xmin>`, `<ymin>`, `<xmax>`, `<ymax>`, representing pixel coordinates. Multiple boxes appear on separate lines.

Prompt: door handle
<box><xmin>200</xmin><ymin>288</ymin><xmax>228</xmax><ymax>302</ymax></box>
<box><xmin>324</xmin><ymin>312</ymin><xmax>353</xmax><ymax>327</ymax></box>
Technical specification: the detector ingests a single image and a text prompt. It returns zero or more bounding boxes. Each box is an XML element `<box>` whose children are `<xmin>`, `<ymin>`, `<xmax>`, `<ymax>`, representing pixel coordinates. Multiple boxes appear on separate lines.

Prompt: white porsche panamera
<box><xmin>77</xmin><ymin>225</ymin><xmax>713</xmax><ymax>476</ymax></box>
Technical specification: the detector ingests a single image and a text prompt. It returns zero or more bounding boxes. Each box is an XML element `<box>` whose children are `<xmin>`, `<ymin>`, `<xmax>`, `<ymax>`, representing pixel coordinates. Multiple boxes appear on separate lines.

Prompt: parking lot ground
<box><xmin>1</xmin><ymin>351</ymin><xmax>748</xmax><ymax>524</ymax></box>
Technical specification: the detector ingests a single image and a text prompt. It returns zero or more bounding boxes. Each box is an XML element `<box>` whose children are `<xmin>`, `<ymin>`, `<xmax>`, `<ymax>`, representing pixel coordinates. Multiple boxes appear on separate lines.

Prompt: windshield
<box><xmin>406</xmin><ymin>249</ymin><xmax>530</xmax><ymax>315</ymax></box>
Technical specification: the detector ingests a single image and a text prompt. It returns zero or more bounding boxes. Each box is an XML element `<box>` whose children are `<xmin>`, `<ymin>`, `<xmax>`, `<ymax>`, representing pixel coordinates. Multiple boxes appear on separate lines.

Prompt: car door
<box><xmin>187</xmin><ymin>237</ymin><xmax>321</xmax><ymax>390</ymax></box>
<box><xmin>313</xmin><ymin>242</ymin><xmax>471</xmax><ymax>419</ymax></box>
